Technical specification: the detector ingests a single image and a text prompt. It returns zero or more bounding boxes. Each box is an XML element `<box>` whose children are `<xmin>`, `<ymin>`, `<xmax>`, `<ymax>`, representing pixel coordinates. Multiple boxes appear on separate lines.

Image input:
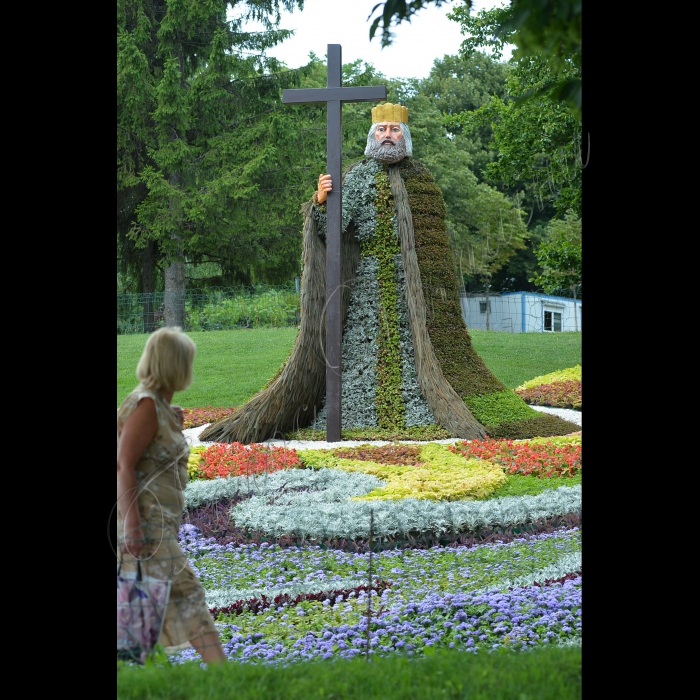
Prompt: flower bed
<box><xmin>190</xmin><ymin>442</ymin><xmax>301</xmax><ymax>480</ymax></box>
<box><xmin>171</xmin><ymin>526</ymin><xmax>581</xmax><ymax>665</ymax></box>
<box><xmin>182</xmin><ymin>406</ymin><xmax>237</xmax><ymax>430</ymax></box>
<box><xmin>449</xmin><ymin>436</ymin><xmax>581</xmax><ymax>478</ymax></box>
<box><xmin>163</xmin><ymin>429</ymin><xmax>582</xmax><ymax>666</ymax></box>
<box><xmin>515</xmin><ymin>366</ymin><xmax>582</xmax><ymax>409</ymax></box>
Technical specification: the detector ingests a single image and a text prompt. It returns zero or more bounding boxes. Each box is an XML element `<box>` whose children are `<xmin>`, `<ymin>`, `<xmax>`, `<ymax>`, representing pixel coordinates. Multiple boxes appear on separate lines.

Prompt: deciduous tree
<box><xmin>368</xmin><ymin>0</ymin><xmax>581</xmax><ymax>118</ymax></box>
<box><xmin>530</xmin><ymin>209</ymin><xmax>581</xmax><ymax>307</ymax></box>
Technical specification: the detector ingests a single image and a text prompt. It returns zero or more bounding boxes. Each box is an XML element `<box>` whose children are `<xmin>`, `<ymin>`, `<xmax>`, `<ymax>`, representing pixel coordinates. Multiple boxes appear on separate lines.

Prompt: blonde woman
<box><xmin>116</xmin><ymin>326</ymin><xmax>225</xmax><ymax>665</ymax></box>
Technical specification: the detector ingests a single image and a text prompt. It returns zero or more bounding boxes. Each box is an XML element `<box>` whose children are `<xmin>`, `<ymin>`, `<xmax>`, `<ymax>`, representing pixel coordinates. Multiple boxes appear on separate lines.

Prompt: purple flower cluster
<box><xmin>178</xmin><ymin>523</ymin><xmax>580</xmax><ymax>593</ymax></box>
<box><xmin>171</xmin><ymin>523</ymin><xmax>581</xmax><ymax>665</ymax></box>
<box><xmin>171</xmin><ymin>581</ymin><xmax>580</xmax><ymax>665</ymax></box>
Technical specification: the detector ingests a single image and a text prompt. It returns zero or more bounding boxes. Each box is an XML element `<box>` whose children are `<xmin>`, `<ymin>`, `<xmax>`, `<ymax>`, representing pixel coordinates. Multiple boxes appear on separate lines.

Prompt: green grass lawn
<box><xmin>117</xmin><ymin>643</ymin><xmax>581</xmax><ymax>700</ymax></box>
<box><xmin>117</xmin><ymin>329</ymin><xmax>581</xmax><ymax>408</ymax></box>
<box><xmin>117</xmin><ymin>328</ymin><xmax>299</xmax><ymax>408</ymax></box>
<box><xmin>468</xmin><ymin>330</ymin><xmax>581</xmax><ymax>390</ymax></box>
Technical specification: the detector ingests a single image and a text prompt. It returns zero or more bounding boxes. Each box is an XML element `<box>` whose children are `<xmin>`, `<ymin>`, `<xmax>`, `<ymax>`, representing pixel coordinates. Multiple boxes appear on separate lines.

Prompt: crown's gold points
<box><xmin>371</xmin><ymin>102</ymin><xmax>409</xmax><ymax>124</ymax></box>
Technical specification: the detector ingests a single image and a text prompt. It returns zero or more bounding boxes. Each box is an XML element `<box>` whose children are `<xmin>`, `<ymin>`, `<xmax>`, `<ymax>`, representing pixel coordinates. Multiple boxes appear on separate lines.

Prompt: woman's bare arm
<box><xmin>116</xmin><ymin>397</ymin><xmax>158</xmax><ymax>558</ymax></box>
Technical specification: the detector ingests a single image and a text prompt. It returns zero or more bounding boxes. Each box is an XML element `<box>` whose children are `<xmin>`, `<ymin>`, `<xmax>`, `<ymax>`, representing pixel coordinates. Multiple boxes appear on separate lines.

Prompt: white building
<box><xmin>460</xmin><ymin>291</ymin><xmax>582</xmax><ymax>333</ymax></box>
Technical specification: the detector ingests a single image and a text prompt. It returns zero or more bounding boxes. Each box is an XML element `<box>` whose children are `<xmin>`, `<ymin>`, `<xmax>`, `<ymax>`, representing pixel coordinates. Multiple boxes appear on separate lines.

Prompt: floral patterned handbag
<box><xmin>117</xmin><ymin>557</ymin><xmax>172</xmax><ymax>664</ymax></box>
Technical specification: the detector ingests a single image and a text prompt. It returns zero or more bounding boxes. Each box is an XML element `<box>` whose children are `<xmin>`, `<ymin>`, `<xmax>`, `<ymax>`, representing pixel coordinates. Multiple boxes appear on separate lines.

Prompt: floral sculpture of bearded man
<box><xmin>200</xmin><ymin>103</ymin><xmax>578</xmax><ymax>444</ymax></box>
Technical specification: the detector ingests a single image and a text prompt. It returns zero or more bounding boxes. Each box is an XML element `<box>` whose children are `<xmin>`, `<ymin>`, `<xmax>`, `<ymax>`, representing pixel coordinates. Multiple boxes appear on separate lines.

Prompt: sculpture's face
<box><xmin>366</xmin><ymin>121</ymin><xmax>407</xmax><ymax>164</ymax></box>
<box><xmin>374</xmin><ymin>121</ymin><xmax>403</xmax><ymax>145</ymax></box>
<box><xmin>365</xmin><ymin>122</ymin><xmax>413</xmax><ymax>165</ymax></box>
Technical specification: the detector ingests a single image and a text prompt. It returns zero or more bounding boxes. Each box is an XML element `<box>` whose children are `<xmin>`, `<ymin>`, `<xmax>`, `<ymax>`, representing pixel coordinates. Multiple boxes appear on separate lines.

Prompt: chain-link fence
<box><xmin>118</xmin><ymin>285</ymin><xmax>583</xmax><ymax>335</ymax></box>
<box><xmin>117</xmin><ymin>285</ymin><xmax>301</xmax><ymax>335</ymax></box>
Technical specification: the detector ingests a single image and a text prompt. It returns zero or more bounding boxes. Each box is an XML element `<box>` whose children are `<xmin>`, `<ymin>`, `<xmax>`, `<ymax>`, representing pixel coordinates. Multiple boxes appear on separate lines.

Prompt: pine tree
<box><xmin>117</xmin><ymin>0</ymin><xmax>309</xmax><ymax>318</ymax></box>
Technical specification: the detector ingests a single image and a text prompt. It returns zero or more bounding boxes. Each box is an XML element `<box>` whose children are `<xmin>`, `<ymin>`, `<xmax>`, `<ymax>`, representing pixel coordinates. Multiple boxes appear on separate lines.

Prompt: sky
<box><xmin>231</xmin><ymin>0</ymin><xmax>511</xmax><ymax>82</ymax></box>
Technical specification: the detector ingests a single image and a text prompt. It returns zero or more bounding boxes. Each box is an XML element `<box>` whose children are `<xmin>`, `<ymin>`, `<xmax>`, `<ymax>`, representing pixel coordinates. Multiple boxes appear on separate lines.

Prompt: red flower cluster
<box><xmin>182</xmin><ymin>406</ymin><xmax>237</xmax><ymax>429</ymax></box>
<box><xmin>448</xmin><ymin>438</ymin><xmax>581</xmax><ymax>478</ymax></box>
<box><xmin>198</xmin><ymin>442</ymin><xmax>301</xmax><ymax>480</ymax></box>
<box><xmin>515</xmin><ymin>380</ymin><xmax>582</xmax><ymax>410</ymax></box>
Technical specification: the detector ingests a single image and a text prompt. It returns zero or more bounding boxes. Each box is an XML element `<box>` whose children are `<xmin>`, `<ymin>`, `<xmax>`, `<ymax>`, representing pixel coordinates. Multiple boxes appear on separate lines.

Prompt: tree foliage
<box><xmin>416</xmin><ymin>53</ymin><xmax>509</xmax><ymax>183</ymax></box>
<box><xmin>117</xmin><ymin>0</ymin><xmax>309</xmax><ymax>297</ymax></box>
<box><xmin>345</xmin><ymin>1</ymin><xmax>580</xmax><ymax>297</ymax></box>
<box><xmin>447</xmin><ymin>55</ymin><xmax>582</xmax><ymax>218</ymax></box>
<box><xmin>530</xmin><ymin>210</ymin><xmax>581</xmax><ymax>297</ymax></box>
<box><xmin>369</xmin><ymin>0</ymin><xmax>581</xmax><ymax>118</ymax></box>
<box><xmin>367</xmin><ymin>0</ymin><xmax>455</xmax><ymax>47</ymax></box>
<box><xmin>117</xmin><ymin>9</ymin><xmax>404</xmax><ymax>296</ymax></box>
<box><xmin>442</xmin><ymin>2</ymin><xmax>582</xmax><ymax>219</ymax></box>
<box><xmin>118</xmin><ymin>0</ymin><xmax>584</xmax><ymax>305</ymax></box>
<box><xmin>457</xmin><ymin>186</ymin><xmax>529</xmax><ymax>288</ymax></box>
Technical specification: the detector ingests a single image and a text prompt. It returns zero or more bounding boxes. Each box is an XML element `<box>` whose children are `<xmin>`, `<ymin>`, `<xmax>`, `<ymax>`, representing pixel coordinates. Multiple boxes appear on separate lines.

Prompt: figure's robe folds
<box><xmin>201</xmin><ymin>158</ymin><xmax>509</xmax><ymax>443</ymax></box>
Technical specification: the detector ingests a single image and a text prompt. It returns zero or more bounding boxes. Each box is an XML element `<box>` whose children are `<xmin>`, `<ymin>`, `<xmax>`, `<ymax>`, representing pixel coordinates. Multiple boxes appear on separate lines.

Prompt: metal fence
<box><xmin>117</xmin><ymin>285</ymin><xmax>301</xmax><ymax>335</ymax></box>
<box><xmin>118</xmin><ymin>285</ymin><xmax>582</xmax><ymax>335</ymax></box>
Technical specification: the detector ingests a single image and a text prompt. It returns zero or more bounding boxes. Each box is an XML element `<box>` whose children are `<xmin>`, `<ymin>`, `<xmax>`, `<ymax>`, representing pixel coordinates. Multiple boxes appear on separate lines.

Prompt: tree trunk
<box><xmin>164</xmin><ymin>170</ymin><xmax>186</xmax><ymax>328</ymax></box>
<box><xmin>164</xmin><ymin>251</ymin><xmax>185</xmax><ymax>328</ymax></box>
<box><xmin>142</xmin><ymin>240</ymin><xmax>156</xmax><ymax>333</ymax></box>
<box><xmin>164</xmin><ymin>43</ymin><xmax>187</xmax><ymax>331</ymax></box>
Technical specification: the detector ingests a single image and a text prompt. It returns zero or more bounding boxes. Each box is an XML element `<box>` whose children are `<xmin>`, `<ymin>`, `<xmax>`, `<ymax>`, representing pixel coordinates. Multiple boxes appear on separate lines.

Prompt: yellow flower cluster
<box><xmin>515</xmin><ymin>365</ymin><xmax>582</xmax><ymax>392</ymax></box>
<box><xmin>525</xmin><ymin>434</ymin><xmax>582</xmax><ymax>447</ymax></box>
<box><xmin>297</xmin><ymin>442</ymin><xmax>507</xmax><ymax>502</ymax></box>
<box><xmin>187</xmin><ymin>445</ymin><xmax>208</xmax><ymax>480</ymax></box>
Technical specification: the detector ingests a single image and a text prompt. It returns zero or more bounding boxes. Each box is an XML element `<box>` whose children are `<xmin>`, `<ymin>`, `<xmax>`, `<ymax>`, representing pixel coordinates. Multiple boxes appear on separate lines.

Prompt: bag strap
<box><xmin>117</xmin><ymin>555</ymin><xmax>143</xmax><ymax>581</ymax></box>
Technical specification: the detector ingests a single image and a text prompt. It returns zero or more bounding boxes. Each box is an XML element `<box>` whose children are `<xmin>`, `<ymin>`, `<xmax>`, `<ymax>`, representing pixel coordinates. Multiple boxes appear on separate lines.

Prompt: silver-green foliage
<box><xmin>205</xmin><ymin>576</ymin><xmax>372</xmax><ymax>610</ymax></box>
<box><xmin>312</xmin><ymin>159</ymin><xmax>381</xmax><ymax>242</ymax></box>
<box><xmin>314</xmin><ymin>256</ymin><xmax>381</xmax><ymax>429</ymax></box>
<box><xmin>184</xmin><ymin>468</ymin><xmax>384</xmax><ymax>511</ymax></box>
<box><xmin>230</xmin><ymin>482</ymin><xmax>581</xmax><ymax>540</ymax></box>
<box><xmin>313</xmin><ymin>162</ymin><xmax>432</xmax><ymax>430</ymax></box>
<box><xmin>502</xmin><ymin>552</ymin><xmax>582</xmax><ymax>590</ymax></box>
<box><xmin>204</xmin><ymin>551</ymin><xmax>580</xmax><ymax>609</ymax></box>
<box><xmin>342</xmin><ymin>160</ymin><xmax>382</xmax><ymax>242</ymax></box>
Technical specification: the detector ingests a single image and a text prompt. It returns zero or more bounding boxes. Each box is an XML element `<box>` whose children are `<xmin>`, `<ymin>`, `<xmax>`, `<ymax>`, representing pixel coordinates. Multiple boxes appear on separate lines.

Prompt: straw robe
<box><xmin>200</xmin><ymin>157</ymin><xmax>496</xmax><ymax>444</ymax></box>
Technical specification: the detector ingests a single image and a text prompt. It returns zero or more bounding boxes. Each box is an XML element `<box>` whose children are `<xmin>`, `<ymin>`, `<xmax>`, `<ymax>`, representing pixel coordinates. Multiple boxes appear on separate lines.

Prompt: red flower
<box><xmin>197</xmin><ymin>442</ymin><xmax>300</xmax><ymax>480</ymax></box>
<box><xmin>449</xmin><ymin>437</ymin><xmax>581</xmax><ymax>479</ymax></box>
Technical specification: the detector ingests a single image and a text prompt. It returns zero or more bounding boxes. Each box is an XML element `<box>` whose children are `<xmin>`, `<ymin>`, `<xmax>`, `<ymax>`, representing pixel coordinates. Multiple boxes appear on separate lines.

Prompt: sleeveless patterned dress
<box><xmin>116</xmin><ymin>384</ymin><xmax>217</xmax><ymax>646</ymax></box>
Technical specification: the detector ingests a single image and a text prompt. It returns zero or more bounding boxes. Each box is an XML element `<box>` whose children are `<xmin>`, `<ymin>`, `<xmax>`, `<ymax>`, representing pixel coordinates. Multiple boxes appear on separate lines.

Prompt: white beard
<box><xmin>365</xmin><ymin>136</ymin><xmax>407</xmax><ymax>164</ymax></box>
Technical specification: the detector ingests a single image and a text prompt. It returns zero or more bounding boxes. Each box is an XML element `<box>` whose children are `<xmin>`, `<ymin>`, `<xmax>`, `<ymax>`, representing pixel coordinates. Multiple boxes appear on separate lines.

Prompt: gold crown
<box><xmin>371</xmin><ymin>102</ymin><xmax>409</xmax><ymax>124</ymax></box>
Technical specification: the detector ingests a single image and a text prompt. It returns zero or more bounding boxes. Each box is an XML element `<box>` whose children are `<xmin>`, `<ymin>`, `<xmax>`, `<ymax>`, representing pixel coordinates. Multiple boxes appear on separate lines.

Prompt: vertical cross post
<box><xmin>325</xmin><ymin>45</ymin><xmax>343</xmax><ymax>443</ymax></box>
<box><xmin>282</xmin><ymin>45</ymin><xmax>386</xmax><ymax>442</ymax></box>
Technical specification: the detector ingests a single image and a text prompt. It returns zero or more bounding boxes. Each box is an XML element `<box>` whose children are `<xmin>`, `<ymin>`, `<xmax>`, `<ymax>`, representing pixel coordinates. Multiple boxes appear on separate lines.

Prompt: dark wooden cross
<box><xmin>283</xmin><ymin>44</ymin><xmax>386</xmax><ymax>442</ymax></box>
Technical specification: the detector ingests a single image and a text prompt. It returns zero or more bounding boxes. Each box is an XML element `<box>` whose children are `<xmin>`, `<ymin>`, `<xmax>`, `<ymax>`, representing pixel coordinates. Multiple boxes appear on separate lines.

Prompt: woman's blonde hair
<box><xmin>136</xmin><ymin>327</ymin><xmax>197</xmax><ymax>393</ymax></box>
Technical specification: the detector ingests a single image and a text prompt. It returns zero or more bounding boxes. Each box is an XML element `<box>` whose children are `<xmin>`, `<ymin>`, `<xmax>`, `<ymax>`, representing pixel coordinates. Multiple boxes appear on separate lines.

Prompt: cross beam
<box><xmin>283</xmin><ymin>45</ymin><xmax>386</xmax><ymax>442</ymax></box>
